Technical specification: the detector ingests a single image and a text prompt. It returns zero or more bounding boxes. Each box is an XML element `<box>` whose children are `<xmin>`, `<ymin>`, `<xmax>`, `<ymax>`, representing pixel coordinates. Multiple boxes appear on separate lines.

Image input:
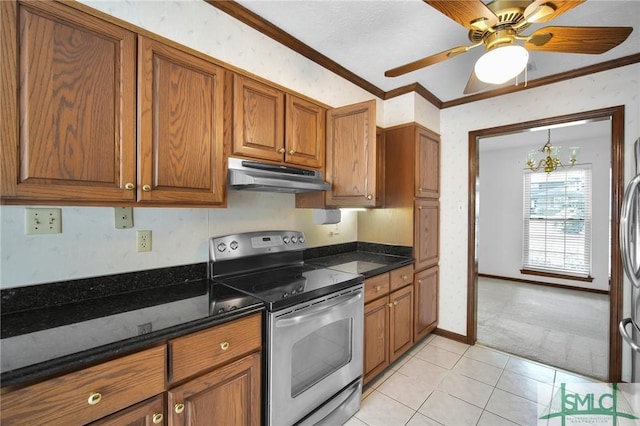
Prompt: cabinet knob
<box><xmin>394</xmin><ymin>300</ymin><xmax>398</xmax><ymax>305</ymax></box>
<box><xmin>220</xmin><ymin>341</ymin><xmax>230</xmax><ymax>351</ymax></box>
<box><xmin>374</xmin><ymin>285</ymin><xmax>381</xmax><ymax>291</ymax></box>
<box><xmin>174</xmin><ymin>403</ymin><xmax>185</xmax><ymax>414</ymax></box>
<box><xmin>366</xmin><ymin>194</ymin><xmax>373</xmax><ymax>200</ymax></box>
<box><xmin>142</xmin><ymin>184</ymin><xmax>151</xmax><ymax>192</ymax></box>
<box><xmin>418</xmin><ymin>206</ymin><xmax>423</xmax><ymax>210</ymax></box>
<box><xmin>289</xmin><ymin>149</ymin><xmax>296</xmax><ymax>155</ymax></box>
<box><xmin>402</xmin><ymin>275</ymin><xmax>408</xmax><ymax>280</ymax></box>
<box><xmin>419</xmin><ymin>187</ymin><xmax>424</xmax><ymax>192</ymax></box>
<box><xmin>87</xmin><ymin>392</ymin><xmax>102</xmax><ymax>405</ymax></box>
<box><xmin>124</xmin><ymin>182</ymin><xmax>135</xmax><ymax>190</ymax></box>
<box><xmin>388</xmin><ymin>302</ymin><xmax>393</xmax><ymax>308</ymax></box>
<box><xmin>278</xmin><ymin>148</ymin><xmax>285</xmax><ymax>153</ymax></box>
<box><xmin>418</xmin><ymin>279</ymin><xmax>423</xmax><ymax>284</ymax></box>
<box><xmin>152</xmin><ymin>413</ymin><xmax>164</xmax><ymax>424</ymax></box>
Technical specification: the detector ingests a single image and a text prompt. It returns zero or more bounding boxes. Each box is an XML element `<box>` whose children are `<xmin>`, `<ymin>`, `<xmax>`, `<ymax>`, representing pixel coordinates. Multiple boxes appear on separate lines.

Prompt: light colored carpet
<box><xmin>477</xmin><ymin>277</ymin><xmax>609</xmax><ymax>380</ymax></box>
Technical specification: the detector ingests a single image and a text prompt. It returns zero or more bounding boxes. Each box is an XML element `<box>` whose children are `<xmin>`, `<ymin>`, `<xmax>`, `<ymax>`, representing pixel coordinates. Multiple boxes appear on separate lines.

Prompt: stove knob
<box><xmin>217</xmin><ymin>307</ymin><xmax>225</xmax><ymax>314</ymax></box>
<box><xmin>230</xmin><ymin>305</ymin><xmax>237</xmax><ymax>311</ymax></box>
<box><xmin>283</xmin><ymin>292</ymin><xmax>289</xmax><ymax>298</ymax></box>
<box><xmin>217</xmin><ymin>242</ymin><xmax>226</xmax><ymax>252</ymax></box>
<box><xmin>283</xmin><ymin>236</ymin><xmax>290</xmax><ymax>244</ymax></box>
<box><xmin>298</xmin><ymin>236</ymin><xmax>305</xmax><ymax>243</ymax></box>
<box><xmin>291</xmin><ymin>236</ymin><xmax>298</xmax><ymax>243</ymax></box>
<box><xmin>230</xmin><ymin>240</ymin><xmax>238</xmax><ymax>250</ymax></box>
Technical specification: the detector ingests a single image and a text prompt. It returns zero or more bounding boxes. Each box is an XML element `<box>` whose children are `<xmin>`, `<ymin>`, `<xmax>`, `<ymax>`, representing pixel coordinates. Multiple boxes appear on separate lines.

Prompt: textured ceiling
<box><xmin>234</xmin><ymin>0</ymin><xmax>640</xmax><ymax>104</ymax></box>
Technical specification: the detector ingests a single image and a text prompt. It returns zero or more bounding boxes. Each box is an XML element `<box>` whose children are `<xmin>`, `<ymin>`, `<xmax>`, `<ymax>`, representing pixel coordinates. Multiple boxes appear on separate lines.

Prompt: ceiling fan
<box><xmin>385</xmin><ymin>0</ymin><xmax>633</xmax><ymax>94</ymax></box>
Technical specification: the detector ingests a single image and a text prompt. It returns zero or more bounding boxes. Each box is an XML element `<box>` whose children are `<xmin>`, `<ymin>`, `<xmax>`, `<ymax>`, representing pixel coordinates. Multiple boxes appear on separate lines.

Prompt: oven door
<box><xmin>267</xmin><ymin>285</ymin><xmax>364</xmax><ymax>426</ymax></box>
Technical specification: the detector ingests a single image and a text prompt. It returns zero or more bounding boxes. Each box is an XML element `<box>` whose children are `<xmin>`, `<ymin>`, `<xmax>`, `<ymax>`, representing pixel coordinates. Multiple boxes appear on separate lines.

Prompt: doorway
<box><xmin>466</xmin><ymin>106</ymin><xmax>626</xmax><ymax>382</ymax></box>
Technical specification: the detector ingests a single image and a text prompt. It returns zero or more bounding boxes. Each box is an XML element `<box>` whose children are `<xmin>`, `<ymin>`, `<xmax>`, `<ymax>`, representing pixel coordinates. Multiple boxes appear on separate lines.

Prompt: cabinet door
<box><xmin>0</xmin><ymin>0</ymin><xmax>136</xmax><ymax>202</ymax></box>
<box><xmin>233</xmin><ymin>74</ymin><xmax>285</xmax><ymax>162</ymax></box>
<box><xmin>89</xmin><ymin>394</ymin><xmax>165</xmax><ymax>426</ymax></box>
<box><xmin>414</xmin><ymin>266</ymin><xmax>439</xmax><ymax>342</ymax></box>
<box><xmin>415</xmin><ymin>128</ymin><xmax>440</xmax><ymax>199</ymax></box>
<box><xmin>285</xmin><ymin>94</ymin><xmax>325</xmax><ymax>168</ymax></box>
<box><xmin>138</xmin><ymin>36</ymin><xmax>225</xmax><ymax>205</ymax></box>
<box><xmin>414</xmin><ymin>199</ymin><xmax>439</xmax><ymax>271</ymax></box>
<box><xmin>326</xmin><ymin>100</ymin><xmax>378</xmax><ymax>207</ymax></box>
<box><xmin>168</xmin><ymin>351</ymin><xmax>261</xmax><ymax>426</ymax></box>
<box><xmin>363</xmin><ymin>296</ymin><xmax>389</xmax><ymax>385</ymax></box>
<box><xmin>389</xmin><ymin>285</ymin><xmax>414</xmax><ymax>362</ymax></box>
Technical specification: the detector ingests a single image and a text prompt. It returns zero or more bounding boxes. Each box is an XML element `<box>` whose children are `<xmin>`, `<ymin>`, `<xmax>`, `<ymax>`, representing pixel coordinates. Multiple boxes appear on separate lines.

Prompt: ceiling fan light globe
<box><xmin>474</xmin><ymin>45</ymin><xmax>529</xmax><ymax>84</ymax></box>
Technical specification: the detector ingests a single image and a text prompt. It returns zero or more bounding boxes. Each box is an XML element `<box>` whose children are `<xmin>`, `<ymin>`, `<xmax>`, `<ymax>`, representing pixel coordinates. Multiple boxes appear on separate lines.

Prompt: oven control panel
<box><xmin>210</xmin><ymin>230</ymin><xmax>306</xmax><ymax>260</ymax></box>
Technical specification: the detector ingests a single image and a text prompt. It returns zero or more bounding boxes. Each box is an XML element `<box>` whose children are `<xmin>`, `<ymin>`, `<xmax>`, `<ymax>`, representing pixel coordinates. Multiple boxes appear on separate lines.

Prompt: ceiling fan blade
<box><xmin>525</xmin><ymin>26</ymin><xmax>633</xmax><ymax>54</ymax></box>
<box><xmin>463</xmin><ymin>70</ymin><xmax>489</xmax><ymax>95</ymax></box>
<box><xmin>385</xmin><ymin>45</ymin><xmax>473</xmax><ymax>77</ymax></box>
<box><xmin>523</xmin><ymin>0</ymin><xmax>586</xmax><ymax>24</ymax></box>
<box><xmin>424</xmin><ymin>0</ymin><xmax>498</xmax><ymax>31</ymax></box>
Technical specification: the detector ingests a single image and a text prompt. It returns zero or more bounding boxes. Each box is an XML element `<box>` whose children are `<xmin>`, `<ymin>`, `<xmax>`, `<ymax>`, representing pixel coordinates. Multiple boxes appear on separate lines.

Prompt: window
<box><xmin>522</xmin><ymin>166</ymin><xmax>592</xmax><ymax>278</ymax></box>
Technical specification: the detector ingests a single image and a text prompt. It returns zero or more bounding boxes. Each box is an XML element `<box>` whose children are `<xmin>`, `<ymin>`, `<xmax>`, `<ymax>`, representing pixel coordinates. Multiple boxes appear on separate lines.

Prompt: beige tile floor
<box><xmin>345</xmin><ymin>334</ymin><xmax>603</xmax><ymax>426</ymax></box>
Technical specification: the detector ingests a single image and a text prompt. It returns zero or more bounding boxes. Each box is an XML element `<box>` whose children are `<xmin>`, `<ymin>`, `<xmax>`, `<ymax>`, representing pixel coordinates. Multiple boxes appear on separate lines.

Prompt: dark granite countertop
<box><xmin>0</xmin><ymin>265</ymin><xmax>263</xmax><ymax>389</ymax></box>
<box><xmin>305</xmin><ymin>242</ymin><xmax>413</xmax><ymax>278</ymax></box>
<box><xmin>0</xmin><ymin>242</ymin><xmax>411</xmax><ymax>389</ymax></box>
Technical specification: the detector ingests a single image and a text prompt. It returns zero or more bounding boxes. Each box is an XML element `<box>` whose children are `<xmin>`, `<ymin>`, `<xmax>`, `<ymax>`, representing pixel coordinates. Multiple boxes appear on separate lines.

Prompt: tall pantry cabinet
<box><xmin>384</xmin><ymin>124</ymin><xmax>440</xmax><ymax>342</ymax></box>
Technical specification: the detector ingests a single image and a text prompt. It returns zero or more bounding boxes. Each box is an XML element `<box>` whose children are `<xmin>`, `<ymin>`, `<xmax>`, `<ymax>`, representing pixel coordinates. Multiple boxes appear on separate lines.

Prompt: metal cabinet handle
<box><xmin>220</xmin><ymin>341</ymin><xmax>230</xmax><ymax>350</ymax></box>
<box><xmin>174</xmin><ymin>403</ymin><xmax>185</xmax><ymax>414</ymax></box>
<box><xmin>87</xmin><ymin>392</ymin><xmax>102</xmax><ymax>405</ymax></box>
<box><xmin>124</xmin><ymin>182</ymin><xmax>135</xmax><ymax>190</ymax></box>
<box><xmin>278</xmin><ymin>148</ymin><xmax>285</xmax><ymax>153</ymax></box>
<box><xmin>142</xmin><ymin>184</ymin><xmax>151</xmax><ymax>192</ymax></box>
<box><xmin>366</xmin><ymin>194</ymin><xmax>373</xmax><ymax>200</ymax></box>
<box><xmin>289</xmin><ymin>149</ymin><xmax>296</xmax><ymax>155</ymax></box>
<box><xmin>152</xmin><ymin>413</ymin><xmax>163</xmax><ymax>424</ymax></box>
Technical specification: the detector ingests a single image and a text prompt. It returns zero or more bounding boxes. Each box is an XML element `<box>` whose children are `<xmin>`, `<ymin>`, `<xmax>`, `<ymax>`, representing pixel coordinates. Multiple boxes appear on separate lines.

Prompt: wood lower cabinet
<box><xmin>89</xmin><ymin>394</ymin><xmax>165</xmax><ymax>426</ymax></box>
<box><xmin>0</xmin><ymin>0</ymin><xmax>137</xmax><ymax>203</ymax></box>
<box><xmin>363</xmin><ymin>268</ymin><xmax>414</xmax><ymax>385</ymax></box>
<box><xmin>233</xmin><ymin>74</ymin><xmax>325</xmax><ymax>168</ymax></box>
<box><xmin>0</xmin><ymin>346</ymin><xmax>166</xmax><ymax>426</ymax></box>
<box><xmin>414</xmin><ymin>266</ymin><xmax>439</xmax><ymax>342</ymax></box>
<box><xmin>168</xmin><ymin>351</ymin><xmax>261</xmax><ymax>426</ymax></box>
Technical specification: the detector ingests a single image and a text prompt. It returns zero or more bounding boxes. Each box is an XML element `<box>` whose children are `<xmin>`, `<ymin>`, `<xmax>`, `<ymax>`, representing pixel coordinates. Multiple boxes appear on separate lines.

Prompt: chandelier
<box><xmin>526</xmin><ymin>129</ymin><xmax>579</xmax><ymax>173</ymax></box>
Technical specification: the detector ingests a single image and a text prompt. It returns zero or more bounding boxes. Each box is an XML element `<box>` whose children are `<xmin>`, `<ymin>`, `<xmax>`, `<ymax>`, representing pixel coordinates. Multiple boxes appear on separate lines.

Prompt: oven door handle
<box><xmin>275</xmin><ymin>290</ymin><xmax>363</xmax><ymax>327</ymax></box>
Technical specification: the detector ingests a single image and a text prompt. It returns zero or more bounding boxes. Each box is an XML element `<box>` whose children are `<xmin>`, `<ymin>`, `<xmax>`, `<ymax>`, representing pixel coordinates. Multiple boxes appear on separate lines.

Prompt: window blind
<box><xmin>522</xmin><ymin>166</ymin><xmax>592</xmax><ymax>277</ymax></box>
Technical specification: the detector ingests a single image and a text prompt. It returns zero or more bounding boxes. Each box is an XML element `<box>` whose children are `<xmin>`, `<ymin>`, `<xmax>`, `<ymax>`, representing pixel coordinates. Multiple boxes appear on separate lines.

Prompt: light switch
<box><xmin>25</xmin><ymin>208</ymin><xmax>62</xmax><ymax>235</ymax></box>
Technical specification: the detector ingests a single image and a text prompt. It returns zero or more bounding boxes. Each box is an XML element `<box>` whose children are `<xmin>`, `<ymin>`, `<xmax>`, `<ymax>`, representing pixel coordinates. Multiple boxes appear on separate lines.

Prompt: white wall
<box><xmin>479</xmin><ymin>135</ymin><xmax>611</xmax><ymax>291</ymax></box>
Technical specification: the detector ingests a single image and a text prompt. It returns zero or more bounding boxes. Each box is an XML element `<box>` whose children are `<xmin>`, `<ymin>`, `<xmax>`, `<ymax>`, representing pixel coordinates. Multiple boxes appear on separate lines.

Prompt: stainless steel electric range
<box><xmin>209</xmin><ymin>230</ymin><xmax>364</xmax><ymax>426</ymax></box>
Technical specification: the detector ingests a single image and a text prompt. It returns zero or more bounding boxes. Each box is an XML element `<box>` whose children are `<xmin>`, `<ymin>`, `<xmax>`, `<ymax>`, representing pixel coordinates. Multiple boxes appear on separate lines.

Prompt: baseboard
<box><xmin>478</xmin><ymin>273</ymin><xmax>609</xmax><ymax>295</ymax></box>
<box><xmin>434</xmin><ymin>328</ymin><xmax>471</xmax><ymax>345</ymax></box>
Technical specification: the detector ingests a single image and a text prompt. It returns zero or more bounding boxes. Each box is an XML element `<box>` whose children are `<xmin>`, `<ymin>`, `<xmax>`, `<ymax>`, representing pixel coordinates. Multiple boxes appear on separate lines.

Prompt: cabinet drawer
<box><xmin>169</xmin><ymin>313</ymin><xmax>262</xmax><ymax>383</ymax></box>
<box><xmin>389</xmin><ymin>265</ymin><xmax>414</xmax><ymax>291</ymax></box>
<box><xmin>364</xmin><ymin>273</ymin><xmax>390</xmax><ymax>303</ymax></box>
<box><xmin>0</xmin><ymin>345</ymin><xmax>166</xmax><ymax>426</ymax></box>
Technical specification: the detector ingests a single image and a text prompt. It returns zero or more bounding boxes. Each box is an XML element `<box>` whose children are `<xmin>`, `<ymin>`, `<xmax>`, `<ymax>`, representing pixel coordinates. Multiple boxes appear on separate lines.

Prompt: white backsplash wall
<box><xmin>0</xmin><ymin>192</ymin><xmax>357</xmax><ymax>289</ymax></box>
<box><xmin>439</xmin><ymin>64</ymin><xmax>639</xmax><ymax>341</ymax></box>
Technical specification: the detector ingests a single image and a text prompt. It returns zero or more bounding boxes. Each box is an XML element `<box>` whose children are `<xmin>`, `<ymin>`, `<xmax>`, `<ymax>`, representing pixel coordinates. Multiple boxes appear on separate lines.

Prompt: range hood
<box><xmin>228</xmin><ymin>157</ymin><xmax>330</xmax><ymax>193</ymax></box>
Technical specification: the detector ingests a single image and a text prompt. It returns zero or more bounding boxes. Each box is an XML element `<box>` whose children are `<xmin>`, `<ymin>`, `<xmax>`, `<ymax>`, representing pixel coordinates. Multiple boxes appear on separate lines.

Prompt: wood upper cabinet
<box><xmin>325</xmin><ymin>100</ymin><xmax>380</xmax><ymax>207</ymax></box>
<box><xmin>0</xmin><ymin>0</ymin><xmax>136</xmax><ymax>202</ymax></box>
<box><xmin>415</xmin><ymin>199</ymin><xmax>439</xmax><ymax>271</ymax></box>
<box><xmin>414</xmin><ymin>266</ymin><xmax>439</xmax><ymax>342</ymax></box>
<box><xmin>137</xmin><ymin>36</ymin><xmax>226</xmax><ymax>205</ymax></box>
<box><xmin>168</xmin><ymin>351</ymin><xmax>261</xmax><ymax>426</ymax></box>
<box><xmin>233</xmin><ymin>74</ymin><xmax>325</xmax><ymax>168</ymax></box>
<box><xmin>415</xmin><ymin>127</ymin><xmax>440</xmax><ymax>199</ymax></box>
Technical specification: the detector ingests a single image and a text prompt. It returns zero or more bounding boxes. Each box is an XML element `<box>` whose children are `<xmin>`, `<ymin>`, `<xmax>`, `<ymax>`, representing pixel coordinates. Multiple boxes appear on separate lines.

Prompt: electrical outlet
<box><xmin>25</xmin><ymin>208</ymin><xmax>62</xmax><ymax>234</ymax></box>
<box><xmin>114</xmin><ymin>207</ymin><xmax>133</xmax><ymax>229</ymax></box>
<box><xmin>137</xmin><ymin>230</ymin><xmax>152</xmax><ymax>252</ymax></box>
<box><xmin>137</xmin><ymin>322</ymin><xmax>152</xmax><ymax>335</ymax></box>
